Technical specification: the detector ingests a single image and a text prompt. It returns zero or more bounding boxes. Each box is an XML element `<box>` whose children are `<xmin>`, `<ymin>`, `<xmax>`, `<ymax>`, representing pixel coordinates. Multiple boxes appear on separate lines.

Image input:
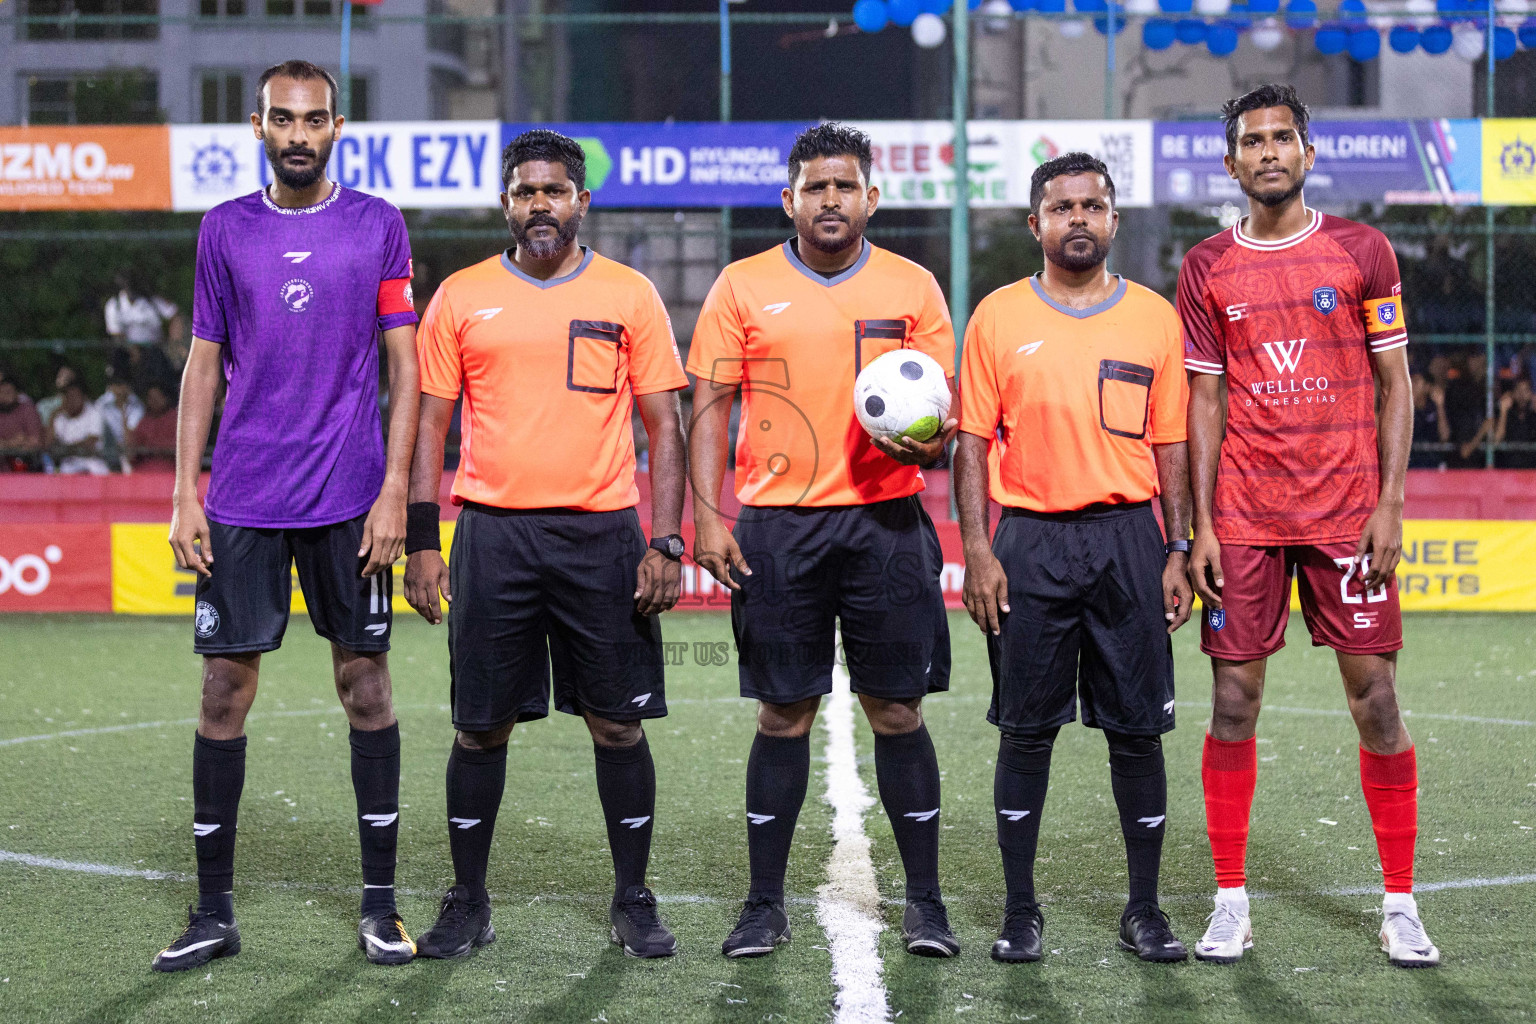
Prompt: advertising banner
<box><xmin>1154</xmin><ymin>119</ymin><xmax>1483</xmax><ymax>206</ymax></box>
<box><xmin>110</xmin><ymin>522</ymin><xmax>459</xmax><ymax>615</ymax></box>
<box><xmin>503</xmin><ymin>122</ymin><xmax>805</xmax><ymax>209</ymax></box>
<box><xmin>0</xmin><ymin>524</ymin><xmax>112</xmax><ymax>612</ymax></box>
<box><xmin>855</xmin><ymin>119</ymin><xmax>1153</xmax><ymax>209</ymax></box>
<box><xmin>0</xmin><ymin>126</ymin><xmax>171</xmax><ymax>211</ymax></box>
<box><xmin>170</xmin><ymin>121</ymin><xmax>502</xmax><ymax>211</ymax></box>
<box><xmin>77</xmin><ymin>518</ymin><xmax>1536</xmax><ymax>617</ymax></box>
<box><xmin>1482</xmin><ymin>119</ymin><xmax>1536</xmax><ymax>206</ymax></box>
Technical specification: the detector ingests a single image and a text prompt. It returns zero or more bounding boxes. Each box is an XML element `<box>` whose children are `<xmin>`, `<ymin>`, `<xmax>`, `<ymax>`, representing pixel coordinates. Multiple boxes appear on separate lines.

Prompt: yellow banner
<box><xmin>110</xmin><ymin>522</ymin><xmax>457</xmax><ymax>615</ymax></box>
<box><xmin>1482</xmin><ymin>119</ymin><xmax>1536</xmax><ymax>205</ymax></box>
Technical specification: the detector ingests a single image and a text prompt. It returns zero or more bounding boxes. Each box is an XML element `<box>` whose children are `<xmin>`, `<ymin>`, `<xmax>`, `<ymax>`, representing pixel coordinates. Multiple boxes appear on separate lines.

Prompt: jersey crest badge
<box><xmin>195</xmin><ymin>601</ymin><xmax>220</xmax><ymax>638</ymax></box>
<box><xmin>1207</xmin><ymin>608</ymin><xmax>1226</xmax><ymax>631</ymax></box>
<box><xmin>1313</xmin><ymin>286</ymin><xmax>1337</xmax><ymax>315</ymax></box>
<box><xmin>280</xmin><ymin>278</ymin><xmax>314</xmax><ymax>314</ymax></box>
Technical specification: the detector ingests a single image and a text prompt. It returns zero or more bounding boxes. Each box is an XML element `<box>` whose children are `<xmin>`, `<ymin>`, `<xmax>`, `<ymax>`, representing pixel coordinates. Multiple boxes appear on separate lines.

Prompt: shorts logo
<box><xmin>1207</xmin><ymin>608</ymin><xmax>1226</xmax><ymax>631</ymax></box>
<box><xmin>195</xmin><ymin>601</ymin><xmax>220</xmax><ymax>638</ymax></box>
<box><xmin>1377</xmin><ymin>301</ymin><xmax>1397</xmax><ymax>325</ymax></box>
<box><xmin>1353</xmin><ymin>611</ymin><xmax>1380</xmax><ymax>629</ymax></box>
<box><xmin>281</xmin><ymin>278</ymin><xmax>314</xmax><ymax>313</ymax></box>
<box><xmin>631</xmin><ymin>693</ymin><xmax>652</xmax><ymax>707</ymax></box>
<box><xmin>1313</xmin><ymin>286</ymin><xmax>1337</xmax><ymax>314</ymax></box>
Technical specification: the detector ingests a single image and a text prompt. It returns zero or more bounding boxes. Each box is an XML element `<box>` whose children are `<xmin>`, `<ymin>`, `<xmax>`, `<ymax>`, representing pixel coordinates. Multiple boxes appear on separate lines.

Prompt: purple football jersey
<box><xmin>192</xmin><ymin>185</ymin><xmax>417</xmax><ymax>528</ymax></box>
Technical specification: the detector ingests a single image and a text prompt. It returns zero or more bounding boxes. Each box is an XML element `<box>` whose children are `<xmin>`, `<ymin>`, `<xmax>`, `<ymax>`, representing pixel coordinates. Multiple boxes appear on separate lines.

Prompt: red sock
<box><xmin>1202</xmin><ymin>734</ymin><xmax>1257</xmax><ymax>889</ymax></box>
<box><xmin>1360</xmin><ymin>746</ymin><xmax>1418</xmax><ymax>894</ymax></box>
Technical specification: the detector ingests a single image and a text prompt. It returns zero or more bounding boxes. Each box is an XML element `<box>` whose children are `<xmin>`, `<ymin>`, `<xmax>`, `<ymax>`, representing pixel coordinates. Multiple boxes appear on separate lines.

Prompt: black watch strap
<box><xmin>1164</xmin><ymin>539</ymin><xmax>1192</xmax><ymax>555</ymax></box>
<box><xmin>649</xmin><ymin>534</ymin><xmax>685</xmax><ymax>561</ymax></box>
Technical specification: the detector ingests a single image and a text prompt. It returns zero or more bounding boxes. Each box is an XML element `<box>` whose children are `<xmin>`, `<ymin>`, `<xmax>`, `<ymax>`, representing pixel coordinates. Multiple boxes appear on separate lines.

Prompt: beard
<box><xmin>1242</xmin><ymin>166</ymin><xmax>1307</xmax><ymax>208</ymax></box>
<box><xmin>800</xmin><ymin>209</ymin><xmax>869</xmax><ymax>255</ymax></box>
<box><xmin>265</xmin><ymin>134</ymin><xmax>334</xmax><ymax>191</ymax></box>
<box><xmin>1046</xmin><ymin>230</ymin><xmax>1112</xmax><ymax>273</ymax></box>
<box><xmin>511</xmin><ymin>210</ymin><xmax>583</xmax><ymax>260</ymax></box>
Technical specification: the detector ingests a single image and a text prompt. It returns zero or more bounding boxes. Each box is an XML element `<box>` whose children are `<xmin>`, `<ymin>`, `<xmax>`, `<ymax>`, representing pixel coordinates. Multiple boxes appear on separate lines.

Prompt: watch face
<box><xmin>666</xmin><ymin>536</ymin><xmax>685</xmax><ymax>558</ymax></box>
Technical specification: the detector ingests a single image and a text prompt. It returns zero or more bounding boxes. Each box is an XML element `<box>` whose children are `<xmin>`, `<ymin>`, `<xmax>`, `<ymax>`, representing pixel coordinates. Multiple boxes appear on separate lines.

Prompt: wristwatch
<box><xmin>649</xmin><ymin>534</ymin><xmax>685</xmax><ymax>561</ymax></box>
<box><xmin>1164</xmin><ymin>539</ymin><xmax>1192</xmax><ymax>556</ymax></box>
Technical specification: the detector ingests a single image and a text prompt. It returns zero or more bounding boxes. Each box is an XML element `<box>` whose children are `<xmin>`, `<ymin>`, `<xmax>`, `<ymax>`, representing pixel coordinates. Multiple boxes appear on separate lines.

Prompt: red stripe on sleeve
<box><xmin>378</xmin><ymin>278</ymin><xmax>414</xmax><ymax>317</ymax></box>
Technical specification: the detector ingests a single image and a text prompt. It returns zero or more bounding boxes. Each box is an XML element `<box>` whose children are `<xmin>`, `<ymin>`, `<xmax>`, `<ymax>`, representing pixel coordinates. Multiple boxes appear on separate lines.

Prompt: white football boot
<box><xmin>1380</xmin><ymin>892</ymin><xmax>1440</xmax><ymax>968</ymax></box>
<box><xmin>1194</xmin><ymin>888</ymin><xmax>1253</xmax><ymax>964</ymax></box>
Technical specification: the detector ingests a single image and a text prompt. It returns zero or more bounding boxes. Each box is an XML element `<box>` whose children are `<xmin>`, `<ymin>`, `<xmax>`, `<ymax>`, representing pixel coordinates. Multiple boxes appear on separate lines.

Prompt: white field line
<box><xmin>815</xmin><ymin>650</ymin><xmax>891</xmax><ymax>1024</ymax></box>
<box><xmin>0</xmin><ymin>704</ymin><xmax>453</xmax><ymax>748</ymax></box>
<box><xmin>6</xmin><ymin>848</ymin><xmax>1535</xmax><ymax>909</ymax></box>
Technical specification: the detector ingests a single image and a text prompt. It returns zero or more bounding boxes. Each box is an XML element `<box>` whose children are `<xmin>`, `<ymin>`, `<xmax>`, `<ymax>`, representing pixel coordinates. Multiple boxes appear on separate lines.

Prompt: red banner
<box><xmin>0</xmin><ymin>524</ymin><xmax>112</xmax><ymax>612</ymax></box>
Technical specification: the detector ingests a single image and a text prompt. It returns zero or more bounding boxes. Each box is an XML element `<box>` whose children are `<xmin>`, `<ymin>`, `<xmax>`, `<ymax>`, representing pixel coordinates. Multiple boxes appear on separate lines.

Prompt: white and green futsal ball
<box><xmin>853</xmin><ymin>349</ymin><xmax>951</xmax><ymax>443</ymax></box>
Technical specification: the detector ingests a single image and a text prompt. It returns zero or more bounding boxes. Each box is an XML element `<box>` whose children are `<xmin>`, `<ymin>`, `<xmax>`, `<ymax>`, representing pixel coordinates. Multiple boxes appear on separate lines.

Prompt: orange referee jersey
<box><xmin>687</xmin><ymin>239</ymin><xmax>955</xmax><ymax>508</ymax></box>
<box><xmin>959</xmin><ymin>275</ymin><xmax>1187</xmax><ymax>513</ymax></box>
<box><xmin>418</xmin><ymin>248</ymin><xmax>688</xmax><ymax>512</ymax></box>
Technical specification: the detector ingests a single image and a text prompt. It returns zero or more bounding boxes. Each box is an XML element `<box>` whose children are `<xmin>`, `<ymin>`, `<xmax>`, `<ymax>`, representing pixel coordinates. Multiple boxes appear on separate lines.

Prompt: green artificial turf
<box><xmin>0</xmin><ymin>612</ymin><xmax>1532</xmax><ymax>1023</ymax></box>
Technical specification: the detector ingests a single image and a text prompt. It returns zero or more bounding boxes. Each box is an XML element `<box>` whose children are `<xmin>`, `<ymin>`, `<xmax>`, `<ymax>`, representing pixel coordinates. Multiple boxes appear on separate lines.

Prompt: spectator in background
<box><xmin>35</xmin><ymin>363</ymin><xmax>80</xmax><ymax>428</ymax></box>
<box><xmin>47</xmin><ymin>382</ymin><xmax>110</xmax><ymax>476</ymax></box>
<box><xmin>128</xmin><ymin>382</ymin><xmax>178</xmax><ymax>472</ymax></box>
<box><xmin>106</xmin><ymin>268</ymin><xmax>185</xmax><ymax>380</ymax></box>
<box><xmin>1446</xmin><ymin>352</ymin><xmax>1491</xmax><ymax>467</ymax></box>
<box><xmin>1409</xmin><ymin>371</ymin><xmax>1450</xmax><ymax>469</ymax></box>
<box><xmin>1496</xmin><ymin>378</ymin><xmax>1536</xmax><ymax>470</ymax></box>
<box><xmin>0</xmin><ymin>374</ymin><xmax>44</xmax><ymax>472</ymax></box>
<box><xmin>96</xmin><ymin>354</ymin><xmax>145</xmax><ymax>473</ymax></box>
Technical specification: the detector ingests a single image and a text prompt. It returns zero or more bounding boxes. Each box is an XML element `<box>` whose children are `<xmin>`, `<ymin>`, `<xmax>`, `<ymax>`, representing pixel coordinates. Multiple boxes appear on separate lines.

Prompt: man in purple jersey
<box><xmin>153</xmin><ymin>60</ymin><xmax>422</xmax><ymax>972</ymax></box>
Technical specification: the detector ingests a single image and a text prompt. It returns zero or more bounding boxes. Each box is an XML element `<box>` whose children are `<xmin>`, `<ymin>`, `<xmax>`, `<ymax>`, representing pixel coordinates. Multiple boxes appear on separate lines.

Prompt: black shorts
<box><xmin>447</xmin><ymin>504</ymin><xmax>667</xmax><ymax>731</ymax></box>
<box><xmin>730</xmin><ymin>495</ymin><xmax>951</xmax><ymax>705</ymax></box>
<box><xmin>192</xmin><ymin>515</ymin><xmax>391</xmax><ymax>656</ymax></box>
<box><xmin>986</xmin><ymin>502</ymin><xmax>1175</xmax><ymax>736</ymax></box>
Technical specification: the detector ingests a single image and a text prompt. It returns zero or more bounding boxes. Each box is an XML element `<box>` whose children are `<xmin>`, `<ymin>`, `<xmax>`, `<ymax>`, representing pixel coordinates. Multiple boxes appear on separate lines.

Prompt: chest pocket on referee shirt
<box><xmin>1098</xmin><ymin>360</ymin><xmax>1153</xmax><ymax>440</ymax></box>
<box><xmin>567</xmin><ymin>320</ymin><xmax>624</xmax><ymax>394</ymax></box>
<box><xmin>854</xmin><ymin>319</ymin><xmax>907</xmax><ymax>379</ymax></box>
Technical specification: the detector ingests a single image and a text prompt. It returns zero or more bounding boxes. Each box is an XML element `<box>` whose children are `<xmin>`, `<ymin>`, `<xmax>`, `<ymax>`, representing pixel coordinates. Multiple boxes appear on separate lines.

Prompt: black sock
<box><xmin>593</xmin><ymin>734</ymin><xmax>656</xmax><ymax>897</ymax></box>
<box><xmin>995</xmin><ymin>728</ymin><xmax>1057</xmax><ymax>909</ymax></box>
<box><xmin>445</xmin><ymin>741</ymin><xmax>506</xmax><ymax>900</ymax></box>
<box><xmin>873</xmin><ymin>724</ymin><xmax>943</xmax><ymax>898</ymax></box>
<box><xmin>350</xmin><ymin>722</ymin><xmax>400</xmax><ymax>917</ymax></box>
<box><xmin>745</xmin><ymin>731</ymin><xmax>810</xmax><ymax>901</ymax></box>
<box><xmin>192</xmin><ymin>732</ymin><xmax>246</xmax><ymax>921</ymax></box>
<box><xmin>1105</xmin><ymin>730</ymin><xmax>1168</xmax><ymax>913</ymax></box>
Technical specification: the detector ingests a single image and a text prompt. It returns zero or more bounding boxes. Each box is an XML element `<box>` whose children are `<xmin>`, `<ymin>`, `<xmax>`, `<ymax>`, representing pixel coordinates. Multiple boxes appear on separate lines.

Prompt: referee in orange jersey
<box><xmin>402</xmin><ymin>130</ymin><xmax>688</xmax><ymax>960</ymax></box>
<box><xmin>956</xmin><ymin>153</ymin><xmax>1194</xmax><ymax>966</ymax></box>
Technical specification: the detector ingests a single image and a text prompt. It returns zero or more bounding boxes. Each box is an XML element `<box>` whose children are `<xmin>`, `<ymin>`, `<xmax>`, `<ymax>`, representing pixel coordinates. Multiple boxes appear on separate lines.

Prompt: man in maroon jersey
<box><xmin>1178</xmin><ymin>84</ymin><xmax>1437</xmax><ymax>969</ymax></box>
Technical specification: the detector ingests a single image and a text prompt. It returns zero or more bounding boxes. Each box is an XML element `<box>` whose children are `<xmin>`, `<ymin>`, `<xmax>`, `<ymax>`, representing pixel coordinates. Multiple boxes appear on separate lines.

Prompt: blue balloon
<box><xmin>1347</xmin><ymin>27</ymin><xmax>1381</xmax><ymax>59</ymax></box>
<box><xmin>1339</xmin><ymin>0</ymin><xmax>1367</xmax><ymax>27</ymax></box>
<box><xmin>1388</xmin><ymin>24</ymin><xmax>1420</xmax><ymax>52</ymax></box>
<box><xmin>1158</xmin><ymin>0</ymin><xmax>1193</xmax><ymax>12</ymax></box>
<box><xmin>918</xmin><ymin>0</ymin><xmax>951</xmax><ymax>13</ymax></box>
<box><xmin>1010</xmin><ymin>0</ymin><xmax>1035</xmax><ymax>8</ymax></box>
<box><xmin>887</xmin><ymin>0</ymin><xmax>921</xmax><ymax>25</ymax></box>
<box><xmin>1035</xmin><ymin>0</ymin><xmax>1066</xmax><ymax>12</ymax></box>
<box><xmin>1143</xmin><ymin>17</ymin><xmax>1178</xmax><ymax>47</ymax></box>
<box><xmin>1207</xmin><ymin>22</ymin><xmax>1240</xmax><ymax>54</ymax></box>
<box><xmin>1284</xmin><ymin>0</ymin><xmax>1317</xmax><ymax>29</ymax></box>
<box><xmin>1494</xmin><ymin>24</ymin><xmax>1517</xmax><ymax>58</ymax></box>
<box><xmin>970</xmin><ymin>0</ymin><xmax>984</xmax><ymax>8</ymax></box>
<box><xmin>852</xmin><ymin>0</ymin><xmax>890</xmax><ymax>32</ymax></box>
<box><xmin>1314</xmin><ymin>22</ymin><xmax>1348</xmax><ymax>53</ymax></box>
<box><xmin>1094</xmin><ymin>7</ymin><xmax>1129</xmax><ymax>33</ymax></box>
<box><xmin>1075</xmin><ymin>0</ymin><xmax>1107</xmax><ymax>11</ymax></box>
<box><xmin>1176</xmin><ymin>16</ymin><xmax>1207</xmax><ymax>42</ymax></box>
<box><xmin>1435</xmin><ymin>0</ymin><xmax>1464</xmax><ymax>19</ymax></box>
<box><xmin>1420</xmin><ymin>22</ymin><xmax>1453</xmax><ymax>52</ymax></box>
<box><xmin>1247</xmin><ymin>0</ymin><xmax>1280</xmax><ymax>11</ymax></box>
<box><xmin>1520</xmin><ymin>19</ymin><xmax>1536</xmax><ymax>49</ymax></box>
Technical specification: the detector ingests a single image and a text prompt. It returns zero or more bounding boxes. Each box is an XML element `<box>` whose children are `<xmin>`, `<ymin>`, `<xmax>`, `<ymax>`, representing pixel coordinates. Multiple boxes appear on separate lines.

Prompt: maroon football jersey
<box><xmin>1177</xmin><ymin>209</ymin><xmax>1407</xmax><ymax>545</ymax></box>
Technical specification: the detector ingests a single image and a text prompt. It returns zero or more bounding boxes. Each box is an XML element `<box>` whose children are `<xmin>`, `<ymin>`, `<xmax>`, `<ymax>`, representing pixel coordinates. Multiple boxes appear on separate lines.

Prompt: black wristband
<box><xmin>405</xmin><ymin>502</ymin><xmax>441</xmax><ymax>554</ymax></box>
<box><xmin>1164</xmin><ymin>538</ymin><xmax>1192</xmax><ymax>555</ymax></box>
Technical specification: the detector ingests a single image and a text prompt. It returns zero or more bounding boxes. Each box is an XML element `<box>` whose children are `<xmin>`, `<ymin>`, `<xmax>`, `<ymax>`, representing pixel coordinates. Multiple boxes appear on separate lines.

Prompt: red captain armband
<box><xmin>378</xmin><ymin>278</ymin><xmax>414</xmax><ymax>317</ymax></box>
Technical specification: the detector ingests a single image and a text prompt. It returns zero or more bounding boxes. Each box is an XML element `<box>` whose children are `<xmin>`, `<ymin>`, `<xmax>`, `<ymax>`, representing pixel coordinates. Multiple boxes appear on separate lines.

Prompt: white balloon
<box><xmin>1403</xmin><ymin>0</ymin><xmax>1438</xmax><ymax>26</ymax></box>
<box><xmin>1251</xmin><ymin>17</ymin><xmax>1286</xmax><ymax>49</ymax></box>
<box><xmin>912</xmin><ymin>11</ymin><xmax>948</xmax><ymax>47</ymax></box>
<box><xmin>1195</xmin><ymin>0</ymin><xmax>1231</xmax><ymax>15</ymax></box>
<box><xmin>980</xmin><ymin>0</ymin><xmax>1015</xmax><ymax>32</ymax></box>
<box><xmin>1059</xmin><ymin>17</ymin><xmax>1088</xmax><ymax>37</ymax></box>
<box><xmin>1124</xmin><ymin>0</ymin><xmax>1160</xmax><ymax>13</ymax></box>
<box><xmin>1496</xmin><ymin>0</ymin><xmax>1530</xmax><ymax>13</ymax></box>
<box><xmin>1452</xmin><ymin>23</ymin><xmax>1486</xmax><ymax>59</ymax></box>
